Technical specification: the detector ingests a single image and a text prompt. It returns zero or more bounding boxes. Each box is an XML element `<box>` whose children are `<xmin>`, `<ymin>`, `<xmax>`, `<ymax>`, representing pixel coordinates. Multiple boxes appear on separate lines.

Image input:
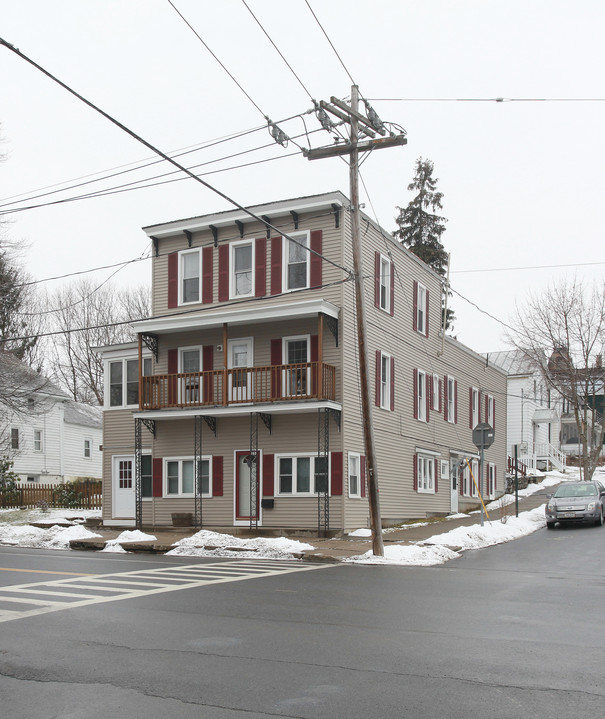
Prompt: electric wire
<box><xmin>304</xmin><ymin>0</ymin><xmax>356</xmax><ymax>86</ymax></box>
<box><xmin>367</xmin><ymin>97</ymin><xmax>605</xmax><ymax>102</ymax></box>
<box><xmin>241</xmin><ymin>0</ymin><xmax>315</xmax><ymax>102</ymax></box>
<box><xmin>0</xmin><ymin>39</ymin><xmax>352</xmax><ymax>278</ymax></box>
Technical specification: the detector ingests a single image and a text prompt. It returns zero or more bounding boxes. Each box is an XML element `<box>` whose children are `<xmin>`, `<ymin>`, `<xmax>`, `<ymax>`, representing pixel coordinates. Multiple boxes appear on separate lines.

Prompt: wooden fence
<box><xmin>0</xmin><ymin>481</ymin><xmax>103</xmax><ymax>510</ymax></box>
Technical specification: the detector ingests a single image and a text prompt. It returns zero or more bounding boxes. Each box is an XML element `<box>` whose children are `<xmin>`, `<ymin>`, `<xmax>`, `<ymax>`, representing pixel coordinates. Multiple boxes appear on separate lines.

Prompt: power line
<box><xmin>241</xmin><ymin>0</ymin><xmax>315</xmax><ymax>102</ymax></box>
<box><xmin>304</xmin><ymin>0</ymin><xmax>356</xmax><ymax>86</ymax></box>
<box><xmin>0</xmin><ymin>40</ymin><xmax>352</xmax><ymax>277</ymax></box>
<box><xmin>452</xmin><ymin>260</ymin><xmax>605</xmax><ymax>274</ymax></box>
<box><xmin>366</xmin><ymin>97</ymin><xmax>605</xmax><ymax>102</ymax></box>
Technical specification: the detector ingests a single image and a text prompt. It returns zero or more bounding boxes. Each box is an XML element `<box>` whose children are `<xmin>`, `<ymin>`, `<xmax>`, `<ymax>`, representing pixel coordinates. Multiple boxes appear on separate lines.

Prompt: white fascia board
<box><xmin>133</xmin><ymin>399</ymin><xmax>342</xmax><ymax>421</ymax></box>
<box><xmin>132</xmin><ymin>299</ymin><xmax>339</xmax><ymax>335</ymax></box>
<box><xmin>94</xmin><ymin>342</ymin><xmax>151</xmax><ymax>360</ymax></box>
<box><xmin>143</xmin><ymin>193</ymin><xmax>346</xmax><ymax>238</ymax></box>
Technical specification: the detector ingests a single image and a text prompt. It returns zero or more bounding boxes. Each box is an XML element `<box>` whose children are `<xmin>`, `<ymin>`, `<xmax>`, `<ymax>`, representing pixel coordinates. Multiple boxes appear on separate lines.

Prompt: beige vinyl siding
<box><xmin>149</xmin><ymin>414</ymin><xmax>343</xmax><ymax>529</ymax></box>
<box><xmin>152</xmin><ymin>209</ymin><xmax>346</xmax><ymax>316</ymax></box>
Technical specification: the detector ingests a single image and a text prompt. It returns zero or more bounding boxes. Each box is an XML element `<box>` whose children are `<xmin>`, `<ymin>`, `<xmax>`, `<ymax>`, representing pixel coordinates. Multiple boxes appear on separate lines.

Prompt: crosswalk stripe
<box><xmin>0</xmin><ymin>560</ymin><xmax>331</xmax><ymax>624</ymax></box>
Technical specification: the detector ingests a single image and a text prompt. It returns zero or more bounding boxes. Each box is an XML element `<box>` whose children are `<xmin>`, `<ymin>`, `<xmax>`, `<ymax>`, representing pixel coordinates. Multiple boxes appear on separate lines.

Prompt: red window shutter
<box><xmin>425</xmin><ymin>289</ymin><xmax>429</xmax><ymax>337</ymax></box>
<box><xmin>360</xmin><ymin>455</ymin><xmax>366</xmax><ymax>497</ymax></box>
<box><xmin>374</xmin><ymin>252</ymin><xmax>380</xmax><ymax>308</ymax></box>
<box><xmin>167</xmin><ymin>253</ymin><xmax>178</xmax><ymax>308</ymax></box>
<box><xmin>262</xmin><ymin>453</ymin><xmax>274</xmax><ymax>497</ymax></box>
<box><xmin>375</xmin><ymin>350</ymin><xmax>381</xmax><ymax>407</ymax></box>
<box><xmin>484</xmin><ymin>394</ymin><xmax>489</xmax><ymax>426</ymax></box>
<box><xmin>310</xmin><ymin>230</ymin><xmax>322</xmax><ymax>288</ymax></box>
<box><xmin>331</xmin><ymin>451</ymin><xmax>343</xmax><ymax>495</ymax></box>
<box><xmin>270</xmin><ymin>236</ymin><xmax>282</xmax><ymax>295</ymax></box>
<box><xmin>413</xmin><ymin>368</ymin><xmax>418</xmax><ymax>419</ymax></box>
<box><xmin>255</xmin><ymin>237</ymin><xmax>266</xmax><ymax>297</ymax></box>
<box><xmin>454</xmin><ymin>380</ymin><xmax>458</xmax><ymax>424</ymax></box>
<box><xmin>413</xmin><ymin>280</ymin><xmax>418</xmax><ymax>331</ymax></box>
<box><xmin>270</xmin><ymin>338</ymin><xmax>282</xmax><ymax>398</ymax></box>
<box><xmin>469</xmin><ymin>387</ymin><xmax>473</xmax><ymax>429</ymax></box>
<box><xmin>443</xmin><ymin>375</ymin><xmax>448</xmax><ymax>420</ymax></box>
<box><xmin>202</xmin><ymin>247</ymin><xmax>213</xmax><ymax>304</ymax></box>
<box><xmin>390</xmin><ymin>260</ymin><xmax>395</xmax><ymax>316</ymax></box>
<box><xmin>218</xmin><ymin>244</ymin><xmax>229</xmax><ymax>302</ymax></box>
<box><xmin>434</xmin><ymin>458</ymin><xmax>439</xmax><ymax>493</ymax></box>
<box><xmin>439</xmin><ymin>379</ymin><xmax>443</xmax><ymax>413</ymax></box>
<box><xmin>167</xmin><ymin>349</ymin><xmax>178</xmax><ymax>405</ymax></box>
<box><xmin>478</xmin><ymin>391</ymin><xmax>482</xmax><ymax>424</ymax></box>
<box><xmin>152</xmin><ymin>458</ymin><xmax>163</xmax><ymax>497</ymax></box>
<box><xmin>413</xmin><ymin>454</ymin><xmax>418</xmax><ymax>491</ymax></box>
<box><xmin>212</xmin><ymin>456</ymin><xmax>223</xmax><ymax>496</ymax></box>
<box><xmin>390</xmin><ymin>356</ymin><xmax>395</xmax><ymax>411</ymax></box>
<box><xmin>492</xmin><ymin>399</ymin><xmax>496</xmax><ymax>430</ymax></box>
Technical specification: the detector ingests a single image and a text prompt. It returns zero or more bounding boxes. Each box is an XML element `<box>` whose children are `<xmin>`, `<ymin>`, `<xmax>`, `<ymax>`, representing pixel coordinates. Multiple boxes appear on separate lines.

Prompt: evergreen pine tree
<box><xmin>394</xmin><ymin>157</ymin><xmax>454</xmax><ymax>329</ymax></box>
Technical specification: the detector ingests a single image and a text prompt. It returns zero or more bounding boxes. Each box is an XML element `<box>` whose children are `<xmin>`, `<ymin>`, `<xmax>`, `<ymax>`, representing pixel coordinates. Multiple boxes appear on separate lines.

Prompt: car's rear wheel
<box><xmin>546</xmin><ymin>521</ymin><xmax>556</xmax><ymax>529</ymax></box>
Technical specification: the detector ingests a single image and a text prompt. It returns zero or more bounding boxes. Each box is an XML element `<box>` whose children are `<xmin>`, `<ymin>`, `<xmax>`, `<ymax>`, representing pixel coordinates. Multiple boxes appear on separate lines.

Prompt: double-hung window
<box><xmin>84</xmin><ymin>438</ymin><xmax>91</xmax><ymax>459</ymax></box>
<box><xmin>165</xmin><ymin>457</ymin><xmax>212</xmax><ymax>497</ymax></box>
<box><xmin>432</xmin><ymin>373</ymin><xmax>440</xmax><ymax>410</ymax></box>
<box><xmin>33</xmin><ymin>429</ymin><xmax>43</xmax><ymax>452</ymax></box>
<box><xmin>348</xmin><ymin>453</ymin><xmax>361</xmax><ymax>498</ymax></box>
<box><xmin>283</xmin><ymin>336</ymin><xmax>309</xmax><ymax>398</ymax></box>
<box><xmin>417</xmin><ymin>454</ymin><xmax>435</xmax><ymax>493</ymax></box>
<box><xmin>230</xmin><ymin>240</ymin><xmax>254</xmax><ymax>298</ymax></box>
<box><xmin>470</xmin><ymin>459</ymin><xmax>479</xmax><ymax>497</ymax></box>
<box><xmin>487</xmin><ymin>394</ymin><xmax>494</xmax><ymax>427</ymax></box>
<box><xmin>446</xmin><ymin>376</ymin><xmax>456</xmax><ymax>423</ymax></box>
<box><xmin>417</xmin><ymin>370</ymin><xmax>427</xmax><ymax>421</ymax></box>
<box><xmin>378</xmin><ymin>254</ymin><xmax>391</xmax><ymax>312</ymax></box>
<box><xmin>487</xmin><ymin>463</ymin><xmax>496</xmax><ymax>498</ymax></box>
<box><xmin>471</xmin><ymin>387</ymin><xmax>480</xmax><ymax>429</ymax></box>
<box><xmin>378</xmin><ymin>351</ymin><xmax>393</xmax><ymax>410</ymax></box>
<box><xmin>108</xmin><ymin>357</ymin><xmax>152</xmax><ymax>408</ymax></box>
<box><xmin>11</xmin><ymin>428</ymin><xmax>19</xmax><ymax>450</ymax></box>
<box><xmin>284</xmin><ymin>232</ymin><xmax>309</xmax><ymax>291</ymax></box>
<box><xmin>414</xmin><ymin>281</ymin><xmax>428</xmax><ymax>336</ymax></box>
<box><xmin>462</xmin><ymin>462</ymin><xmax>470</xmax><ymax>495</ymax></box>
<box><xmin>277</xmin><ymin>454</ymin><xmax>328</xmax><ymax>495</ymax></box>
<box><xmin>180</xmin><ymin>249</ymin><xmax>201</xmax><ymax>304</ymax></box>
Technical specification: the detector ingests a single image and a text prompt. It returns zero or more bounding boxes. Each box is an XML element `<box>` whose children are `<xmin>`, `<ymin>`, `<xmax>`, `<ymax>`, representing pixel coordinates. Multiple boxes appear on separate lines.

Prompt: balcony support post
<box><xmin>318</xmin><ymin>314</ymin><xmax>324</xmax><ymax>399</ymax></box>
<box><xmin>194</xmin><ymin>416</ymin><xmax>203</xmax><ymax>528</ymax></box>
<box><xmin>223</xmin><ymin>323</ymin><xmax>228</xmax><ymax>406</ymax></box>
<box><xmin>317</xmin><ymin>408</ymin><xmax>330</xmax><ymax>536</ymax></box>
<box><xmin>248</xmin><ymin>413</ymin><xmax>259</xmax><ymax>531</ymax></box>
<box><xmin>134</xmin><ymin>418</ymin><xmax>142</xmax><ymax>530</ymax></box>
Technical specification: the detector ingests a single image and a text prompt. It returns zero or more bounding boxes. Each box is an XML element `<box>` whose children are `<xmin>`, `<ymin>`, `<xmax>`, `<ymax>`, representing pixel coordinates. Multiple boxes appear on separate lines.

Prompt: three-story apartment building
<box><xmin>98</xmin><ymin>191</ymin><xmax>506</xmax><ymax>533</ymax></box>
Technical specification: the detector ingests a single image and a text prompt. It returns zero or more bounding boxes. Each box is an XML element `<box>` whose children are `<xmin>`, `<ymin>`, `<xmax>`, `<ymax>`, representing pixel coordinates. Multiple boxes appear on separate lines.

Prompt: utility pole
<box><xmin>306</xmin><ymin>87</ymin><xmax>406</xmax><ymax>556</ymax></box>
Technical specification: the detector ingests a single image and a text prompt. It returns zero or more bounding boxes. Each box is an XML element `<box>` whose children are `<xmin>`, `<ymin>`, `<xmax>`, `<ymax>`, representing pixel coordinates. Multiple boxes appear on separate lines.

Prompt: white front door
<box><xmin>228</xmin><ymin>338</ymin><xmax>253</xmax><ymax>402</ymax></box>
<box><xmin>450</xmin><ymin>458</ymin><xmax>459</xmax><ymax>513</ymax></box>
<box><xmin>113</xmin><ymin>455</ymin><xmax>135</xmax><ymax>519</ymax></box>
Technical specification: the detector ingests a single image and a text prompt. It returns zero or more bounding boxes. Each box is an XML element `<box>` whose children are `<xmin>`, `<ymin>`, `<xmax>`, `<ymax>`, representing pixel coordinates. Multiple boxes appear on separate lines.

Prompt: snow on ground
<box><xmin>0</xmin><ymin>522</ymin><xmax>102</xmax><ymax>550</ymax></box>
<box><xmin>345</xmin><ymin>506</ymin><xmax>547</xmax><ymax>566</ymax></box>
<box><xmin>101</xmin><ymin>530</ymin><xmax>157</xmax><ymax>553</ymax></box>
<box><xmin>166</xmin><ymin>529</ymin><xmax>315</xmax><ymax>561</ymax></box>
<box><xmin>486</xmin><ymin>468</ymin><xmax>579</xmax><ymax>510</ymax></box>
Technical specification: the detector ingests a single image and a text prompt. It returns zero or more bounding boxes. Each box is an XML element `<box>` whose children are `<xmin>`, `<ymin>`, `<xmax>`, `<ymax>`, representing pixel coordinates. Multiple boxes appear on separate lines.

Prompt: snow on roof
<box><xmin>0</xmin><ymin>351</ymin><xmax>69</xmax><ymax>401</ymax></box>
<box><xmin>63</xmin><ymin>401</ymin><xmax>102</xmax><ymax>428</ymax></box>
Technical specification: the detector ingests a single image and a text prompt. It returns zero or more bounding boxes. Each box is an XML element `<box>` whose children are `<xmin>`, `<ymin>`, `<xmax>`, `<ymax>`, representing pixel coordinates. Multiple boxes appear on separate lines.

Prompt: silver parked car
<box><xmin>545</xmin><ymin>480</ymin><xmax>605</xmax><ymax>529</ymax></box>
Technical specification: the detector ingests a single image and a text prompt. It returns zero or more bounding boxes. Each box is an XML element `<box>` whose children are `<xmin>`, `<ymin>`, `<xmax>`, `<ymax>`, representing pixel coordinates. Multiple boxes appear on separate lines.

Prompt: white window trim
<box><xmin>378</xmin><ymin>253</ymin><xmax>391</xmax><ymax>313</ymax></box>
<box><xmin>462</xmin><ymin>462</ymin><xmax>470</xmax><ymax>496</ymax></box>
<box><xmin>178</xmin><ymin>248</ymin><xmax>202</xmax><ymax>306</ymax></box>
<box><xmin>282</xmin><ymin>231</ymin><xmax>310</xmax><ymax>292</ymax></box>
<box><xmin>432</xmin><ymin>373</ymin><xmax>440</xmax><ymax>410</ymax></box>
<box><xmin>416</xmin><ymin>282</ymin><xmax>428</xmax><ymax>335</ymax></box>
<box><xmin>417</xmin><ymin>370</ymin><xmax>427</xmax><ymax>422</ymax></box>
<box><xmin>470</xmin><ymin>459</ymin><xmax>479</xmax><ymax>497</ymax></box>
<box><xmin>33</xmin><ymin>428</ymin><xmax>43</xmax><ymax>453</ymax></box>
<box><xmin>446</xmin><ymin>376</ymin><xmax>455</xmax><ymax>424</ymax></box>
<box><xmin>379</xmin><ymin>351</ymin><xmax>392</xmax><ymax>410</ymax></box>
<box><xmin>229</xmin><ymin>239</ymin><xmax>255</xmax><ymax>300</ymax></box>
<box><xmin>348</xmin><ymin>452</ymin><xmax>361</xmax><ymax>498</ymax></box>
<box><xmin>471</xmin><ymin>387</ymin><xmax>479</xmax><ymax>429</ymax></box>
<box><xmin>179</xmin><ymin>345</ymin><xmax>203</xmax><ymax>372</ymax></box>
<box><xmin>164</xmin><ymin>456</ymin><xmax>212</xmax><ymax>498</ymax></box>
<box><xmin>417</xmin><ymin>454</ymin><xmax>435</xmax><ymax>494</ymax></box>
<box><xmin>487</xmin><ymin>394</ymin><xmax>494</xmax><ymax>427</ymax></box>
<box><xmin>275</xmin><ymin>452</ymin><xmax>330</xmax><ymax>497</ymax></box>
<box><xmin>488</xmin><ymin>462</ymin><xmax>496</xmax><ymax>499</ymax></box>
<box><xmin>84</xmin><ymin>438</ymin><xmax>92</xmax><ymax>460</ymax></box>
<box><xmin>105</xmin><ymin>355</ymin><xmax>151</xmax><ymax>409</ymax></box>
<box><xmin>440</xmin><ymin>460</ymin><xmax>449</xmax><ymax>481</ymax></box>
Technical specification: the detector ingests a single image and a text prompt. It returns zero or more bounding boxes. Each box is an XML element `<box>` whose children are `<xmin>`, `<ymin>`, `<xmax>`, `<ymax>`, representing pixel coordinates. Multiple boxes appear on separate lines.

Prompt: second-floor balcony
<box><xmin>140</xmin><ymin>361</ymin><xmax>336</xmax><ymax>410</ymax></box>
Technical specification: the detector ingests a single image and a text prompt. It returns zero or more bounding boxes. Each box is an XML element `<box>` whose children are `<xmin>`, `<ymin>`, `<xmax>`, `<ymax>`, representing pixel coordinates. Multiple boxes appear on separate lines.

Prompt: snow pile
<box><xmin>101</xmin><ymin>530</ymin><xmax>157</xmax><ymax>553</ymax></box>
<box><xmin>346</xmin><ymin>543</ymin><xmax>460</xmax><ymax>566</ymax></box>
<box><xmin>166</xmin><ymin>529</ymin><xmax>315</xmax><ymax>560</ymax></box>
<box><xmin>0</xmin><ymin>522</ymin><xmax>102</xmax><ymax>550</ymax></box>
<box><xmin>348</xmin><ymin>528</ymin><xmax>372</xmax><ymax>537</ymax></box>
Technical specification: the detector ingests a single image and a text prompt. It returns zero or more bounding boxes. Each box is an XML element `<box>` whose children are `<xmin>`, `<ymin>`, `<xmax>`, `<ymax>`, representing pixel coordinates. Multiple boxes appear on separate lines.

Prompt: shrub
<box><xmin>0</xmin><ymin>458</ymin><xmax>21</xmax><ymax>507</ymax></box>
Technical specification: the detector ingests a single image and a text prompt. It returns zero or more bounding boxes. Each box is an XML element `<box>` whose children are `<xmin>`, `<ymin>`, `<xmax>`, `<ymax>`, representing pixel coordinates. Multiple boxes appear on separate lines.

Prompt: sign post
<box><xmin>472</xmin><ymin>423</ymin><xmax>495</xmax><ymax>526</ymax></box>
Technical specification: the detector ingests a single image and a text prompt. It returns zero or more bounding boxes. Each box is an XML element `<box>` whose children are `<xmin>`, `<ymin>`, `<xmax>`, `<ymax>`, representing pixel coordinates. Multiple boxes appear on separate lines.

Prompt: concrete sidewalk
<box><xmin>68</xmin><ymin>485</ymin><xmax>553</xmax><ymax>561</ymax></box>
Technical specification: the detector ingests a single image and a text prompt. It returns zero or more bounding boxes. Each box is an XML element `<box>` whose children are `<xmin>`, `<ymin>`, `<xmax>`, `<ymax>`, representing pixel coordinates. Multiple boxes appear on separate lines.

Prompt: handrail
<box><xmin>140</xmin><ymin>362</ymin><xmax>336</xmax><ymax>410</ymax></box>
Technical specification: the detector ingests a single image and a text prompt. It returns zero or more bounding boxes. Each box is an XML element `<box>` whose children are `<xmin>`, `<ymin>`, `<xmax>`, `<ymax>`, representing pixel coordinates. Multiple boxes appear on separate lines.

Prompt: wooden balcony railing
<box><xmin>140</xmin><ymin>362</ymin><xmax>336</xmax><ymax>410</ymax></box>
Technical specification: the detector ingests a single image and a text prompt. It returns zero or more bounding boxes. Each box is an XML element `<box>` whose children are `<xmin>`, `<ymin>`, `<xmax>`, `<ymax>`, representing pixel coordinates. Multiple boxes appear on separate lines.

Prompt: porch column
<box><xmin>222</xmin><ymin>322</ymin><xmax>228</xmax><ymax>406</ymax></box>
<box><xmin>318</xmin><ymin>314</ymin><xmax>324</xmax><ymax>399</ymax></box>
<box><xmin>137</xmin><ymin>333</ymin><xmax>143</xmax><ymax>410</ymax></box>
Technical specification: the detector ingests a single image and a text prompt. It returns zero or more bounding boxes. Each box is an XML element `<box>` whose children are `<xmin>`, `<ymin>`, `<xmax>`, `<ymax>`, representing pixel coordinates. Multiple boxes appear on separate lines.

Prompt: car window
<box><xmin>554</xmin><ymin>484</ymin><xmax>597</xmax><ymax>498</ymax></box>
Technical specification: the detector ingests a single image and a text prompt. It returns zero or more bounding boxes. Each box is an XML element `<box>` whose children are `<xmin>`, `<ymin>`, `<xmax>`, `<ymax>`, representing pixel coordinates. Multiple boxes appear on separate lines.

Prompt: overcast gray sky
<box><xmin>1</xmin><ymin>0</ymin><xmax>603</xmax><ymax>353</ymax></box>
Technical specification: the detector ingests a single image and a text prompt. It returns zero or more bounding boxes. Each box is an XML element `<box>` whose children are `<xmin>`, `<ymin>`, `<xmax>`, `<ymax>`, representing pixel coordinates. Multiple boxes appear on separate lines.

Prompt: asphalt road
<box><xmin>0</xmin><ymin>522</ymin><xmax>604</xmax><ymax>719</ymax></box>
